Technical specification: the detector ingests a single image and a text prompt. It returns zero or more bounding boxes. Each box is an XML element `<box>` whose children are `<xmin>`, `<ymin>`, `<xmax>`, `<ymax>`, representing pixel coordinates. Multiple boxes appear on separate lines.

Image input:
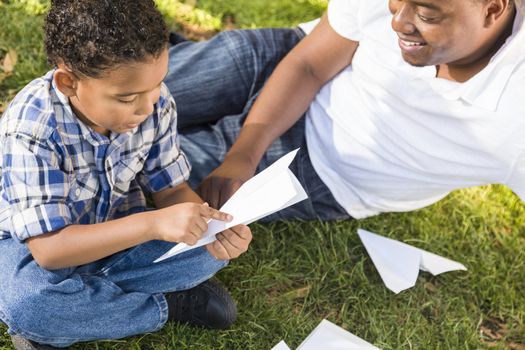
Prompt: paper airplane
<box><xmin>273</xmin><ymin>319</ymin><xmax>379</xmax><ymax>350</ymax></box>
<box><xmin>272</xmin><ymin>340</ymin><xmax>292</xmax><ymax>350</ymax></box>
<box><xmin>357</xmin><ymin>229</ymin><xmax>467</xmax><ymax>294</ymax></box>
<box><xmin>154</xmin><ymin>149</ymin><xmax>308</xmax><ymax>263</ymax></box>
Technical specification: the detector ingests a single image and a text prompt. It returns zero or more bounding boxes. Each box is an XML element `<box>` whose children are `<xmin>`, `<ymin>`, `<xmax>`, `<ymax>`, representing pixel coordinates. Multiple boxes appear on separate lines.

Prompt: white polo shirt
<box><xmin>304</xmin><ymin>0</ymin><xmax>525</xmax><ymax>218</ymax></box>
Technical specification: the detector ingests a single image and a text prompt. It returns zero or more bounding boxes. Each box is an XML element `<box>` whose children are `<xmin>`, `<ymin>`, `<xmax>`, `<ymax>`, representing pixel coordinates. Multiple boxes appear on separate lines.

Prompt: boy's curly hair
<box><xmin>45</xmin><ymin>0</ymin><xmax>168</xmax><ymax>78</ymax></box>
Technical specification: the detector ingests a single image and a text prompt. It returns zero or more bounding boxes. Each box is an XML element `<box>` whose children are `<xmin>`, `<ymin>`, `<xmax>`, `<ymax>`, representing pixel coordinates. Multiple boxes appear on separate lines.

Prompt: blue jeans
<box><xmin>166</xmin><ymin>29</ymin><xmax>349</xmax><ymax>221</ymax></box>
<box><xmin>0</xmin><ymin>238</ymin><xmax>226</xmax><ymax>347</ymax></box>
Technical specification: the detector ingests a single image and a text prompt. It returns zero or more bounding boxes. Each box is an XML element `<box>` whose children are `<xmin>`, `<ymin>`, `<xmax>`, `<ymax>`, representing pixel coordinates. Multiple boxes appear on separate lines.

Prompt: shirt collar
<box><xmin>429</xmin><ymin>4</ymin><xmax>525</xmax><ymax>111</ymax></box>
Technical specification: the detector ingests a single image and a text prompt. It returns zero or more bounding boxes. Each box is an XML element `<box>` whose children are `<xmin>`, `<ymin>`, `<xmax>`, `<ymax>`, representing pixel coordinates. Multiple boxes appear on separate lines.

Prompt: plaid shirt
<box><xmin>0</xmin><ymin>70</ymin><xmax>191</xmax><ymax>241</ymax></box>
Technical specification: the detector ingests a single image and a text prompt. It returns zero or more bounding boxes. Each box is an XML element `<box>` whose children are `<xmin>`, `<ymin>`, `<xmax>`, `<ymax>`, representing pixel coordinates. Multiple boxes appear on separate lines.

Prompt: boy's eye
<box><xmin>117</xmin><ymin>97</ymin><xmax>137</xmax><ymax>104</ymax></box>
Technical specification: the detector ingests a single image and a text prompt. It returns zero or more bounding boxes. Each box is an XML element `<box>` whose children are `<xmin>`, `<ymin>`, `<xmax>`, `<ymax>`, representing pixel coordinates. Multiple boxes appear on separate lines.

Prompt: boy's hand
<box><xmin>151</xmin><ymin>202</ymin><xmax>232</xmax><ymax>245</ymax></box>
<box><xmin>206</xmin><ymin>224</ymin><xmax>252</xmax><ymax>260</ymax></box>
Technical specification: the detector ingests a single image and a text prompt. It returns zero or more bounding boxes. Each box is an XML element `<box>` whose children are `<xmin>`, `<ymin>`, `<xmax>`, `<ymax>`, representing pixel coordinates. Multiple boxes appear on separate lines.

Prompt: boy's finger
<box><xmin>200</xmin><ymin>203</ymin><xmax>233</xmax><ymax>222</ymax></box>
<box><xmin>217</xmin><ymin>232</ymin><xmax>241</xmax><ymax>258</ymax></box>
<box><xmin>207</xmin><ymin>240</ymin><xmax>230</xmax><ymax>260</ymax></box>
<box><xmin>229</xmin><ymin>224</ymin><xmax>252</xmax><ymax>240</ymax></box>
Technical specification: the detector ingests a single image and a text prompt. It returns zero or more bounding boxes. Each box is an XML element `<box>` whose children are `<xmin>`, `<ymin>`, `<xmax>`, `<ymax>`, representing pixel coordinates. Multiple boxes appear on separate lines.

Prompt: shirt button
<box><xmin>75</xmin><ymin>188</ymin><xmax>81</xmax><ymax>197</ymax></box>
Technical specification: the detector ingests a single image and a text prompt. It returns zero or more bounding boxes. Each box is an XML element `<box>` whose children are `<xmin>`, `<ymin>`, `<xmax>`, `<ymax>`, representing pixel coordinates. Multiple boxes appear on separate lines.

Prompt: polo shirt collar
<box><xmin>428</xmin><ymin>3</ymin><xmax>525</xmax><ymax>111</ymax></box>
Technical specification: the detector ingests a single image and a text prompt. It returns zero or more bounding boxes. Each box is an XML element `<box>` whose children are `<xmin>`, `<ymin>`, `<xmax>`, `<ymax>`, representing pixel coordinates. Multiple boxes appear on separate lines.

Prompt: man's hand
<box><xmin>197</xmin><ymin>153</ymin><xmax>256</xmax><ymax>208</ymax></box>
<box><xmin>206</xmin><ymin>224</ymin><xmax>252</xmax><ymax>260</ymax></box>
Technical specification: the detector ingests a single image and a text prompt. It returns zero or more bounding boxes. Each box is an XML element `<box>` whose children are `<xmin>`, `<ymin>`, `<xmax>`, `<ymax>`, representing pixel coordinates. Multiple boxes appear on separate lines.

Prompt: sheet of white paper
<box><xmin>154</xmin><ymin>149</ymin><xmax>308</xmax><ymax>263</ymax></box>
<box><xmin>271</xmin><ymin>340</ymin><xmax>292</xmax><ymax>350</ymax></box>
<box><xmin>297</xmin><ymin>319</ymin><xmax>380</xmax><ymax>350</ymax></box>
<box><xmin>357</xmin><ymin>229</ymin><xmax>467</xmax><ymax>294</ymax></box>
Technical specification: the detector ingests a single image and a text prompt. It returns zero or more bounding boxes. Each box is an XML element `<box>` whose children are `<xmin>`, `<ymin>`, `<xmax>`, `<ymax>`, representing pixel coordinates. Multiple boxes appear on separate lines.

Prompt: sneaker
<box><xmin>165</xmin><ymin>279</ymin><xmax>237</xmax><ymax>330</ymax></box>
<box><xmin>10</xmin><ymin>334</ymin><xmax>59</xmax><ymax>350</ymax></box>
<box><xmin>168</xmin><ymin>32</ymin><xmax>188</xmax><ymax>46</ymax></box>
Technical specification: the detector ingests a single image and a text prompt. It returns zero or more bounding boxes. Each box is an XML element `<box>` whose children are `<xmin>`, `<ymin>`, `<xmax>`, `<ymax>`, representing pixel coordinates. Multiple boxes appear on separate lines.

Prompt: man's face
<box><xmin>388</xmin><ymin>0</ymin><xmax>492</xmax><ymax>67</ymax></box>
<box><xmin>68</xmin><ymin>48</ymin><xmax>169</xmax><ymax>135</ymax></box>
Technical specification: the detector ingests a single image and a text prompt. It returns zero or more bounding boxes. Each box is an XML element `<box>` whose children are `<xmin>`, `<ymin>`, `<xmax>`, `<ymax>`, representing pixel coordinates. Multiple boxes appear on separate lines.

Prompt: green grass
<box><xmin>1</xmin><ymin>1</ymin><xmax>525</xmax><ymax>349</ymax></box>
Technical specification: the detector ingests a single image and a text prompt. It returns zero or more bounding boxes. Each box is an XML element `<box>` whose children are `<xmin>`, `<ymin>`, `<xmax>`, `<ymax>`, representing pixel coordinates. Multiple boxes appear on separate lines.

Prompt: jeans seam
<box><xmin>221</xmin><ymin>31</ymin><xmax>254</xmax><ymax>98</ymax></box>
<box><xmin>151</xmin><ymin>293</ymin><xmax>169</xmax><ymax>331</ymax></box>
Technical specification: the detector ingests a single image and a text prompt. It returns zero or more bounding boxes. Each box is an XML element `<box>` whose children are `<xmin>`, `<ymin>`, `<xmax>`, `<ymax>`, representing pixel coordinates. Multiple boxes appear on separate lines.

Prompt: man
<box><xmin>165</xmin><ymin>0</ymin><xmax>523</xmax><ymax>221</ymax></box>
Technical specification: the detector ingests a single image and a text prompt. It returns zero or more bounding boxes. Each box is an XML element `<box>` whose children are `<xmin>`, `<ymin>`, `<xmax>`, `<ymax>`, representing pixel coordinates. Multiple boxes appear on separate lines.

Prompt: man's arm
<box><xmin>198</xmin><ymin>14</ymin><xmax>359</xmax><ymax>207</ymax></box>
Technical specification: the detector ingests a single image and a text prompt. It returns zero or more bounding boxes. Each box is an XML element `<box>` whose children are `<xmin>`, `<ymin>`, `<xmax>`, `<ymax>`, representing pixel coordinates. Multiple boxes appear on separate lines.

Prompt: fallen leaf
<box><xmin>283</xmin><ymin>286</ymin><xmax>310</xmax><ymax>300</ymax></box>
<box><xmin>2</xmin><ymin>48</ymin><xmax>17</xmax><ymax>74</ymax></box>
<box><xmin>509</xmin><ymin>343</ymin><xmax>525</xmax><ymax>350</ymax></box>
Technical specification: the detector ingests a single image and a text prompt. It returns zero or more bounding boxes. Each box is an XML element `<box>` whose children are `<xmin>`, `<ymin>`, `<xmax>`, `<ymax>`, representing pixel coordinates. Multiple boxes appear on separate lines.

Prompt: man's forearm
<box><xmin>226</xmin><ymin>50</ymin><xmax>323</xmax><ymax>170</ymax></box>
<box><xmin>225</xmin><ymin>14</ymin><xmax>358</xmax><ymax>169</ymax></box>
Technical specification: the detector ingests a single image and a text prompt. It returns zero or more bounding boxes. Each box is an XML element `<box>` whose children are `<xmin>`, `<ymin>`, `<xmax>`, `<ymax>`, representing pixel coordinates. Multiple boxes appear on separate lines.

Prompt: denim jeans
<box><xmin>166</xmin><ymin>29</ymin><xmax>349</xmax><ymax>222</ymax></box>
<box><xmin>0</xmin><ymin>238</ymin><xmax>226</xmax><ymax>347</ymax></box>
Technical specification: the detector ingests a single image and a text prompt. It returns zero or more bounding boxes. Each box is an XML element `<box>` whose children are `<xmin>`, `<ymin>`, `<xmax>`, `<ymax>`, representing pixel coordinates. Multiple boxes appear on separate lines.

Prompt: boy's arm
<box><xmin>152</xmin><ymin>181</ymin><xmax>202</xmax><ymax>208</ymax></box>
<box><xmin>198</xmin><ymin>14</ymin><xmax>359</xmax><ymax>208</ymax></box>
<box><xmin>27</xmin><ymin>201</ymin><xmax>230</xmax><ymax>270</ymax></box>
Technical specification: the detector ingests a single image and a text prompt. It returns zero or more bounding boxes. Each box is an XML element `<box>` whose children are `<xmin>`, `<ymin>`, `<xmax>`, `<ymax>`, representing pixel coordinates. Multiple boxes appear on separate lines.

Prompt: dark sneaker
<box><xmin>165</xmin><ymin>279</ymin><xmax>237</xmax><ymax>330</ymax></box>
<box><xmin>10</xmin><ymin>334</ymin><xmax>59</xmax><ymax>350</ymax></box>
<box><xmin>168</xmin><ymin>32</ymin><xmax>188</xmax><ymax>45</ymax></box>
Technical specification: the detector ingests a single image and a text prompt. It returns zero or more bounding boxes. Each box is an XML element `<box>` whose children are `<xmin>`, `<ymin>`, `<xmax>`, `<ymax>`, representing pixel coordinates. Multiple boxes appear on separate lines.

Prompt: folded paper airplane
<box><xmin>272</xmin><ymin>319</ymin><xmax>380</xmax><ymax>350</ymax></box>
<box><xmin>154</xmin><ymin>149</ymin><xmax>308</xmax><ymax>263</ymax></box>
<box><xmin>271</xmin><ymin>340</ymin><xmax>291</xmax><ymax>350</ymax></box>
<box><xmin>357</xmin><ymin>229</ymin><xmax>467</xmax><ymax>294</ymax></box>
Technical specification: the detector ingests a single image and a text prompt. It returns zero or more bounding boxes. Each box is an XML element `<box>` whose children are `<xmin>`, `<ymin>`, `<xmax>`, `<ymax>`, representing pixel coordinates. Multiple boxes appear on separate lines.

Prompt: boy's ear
<box><xmin>53</xmin><ymin>65</ymin><xmax>79</xmax><ymax>97</ymax></box>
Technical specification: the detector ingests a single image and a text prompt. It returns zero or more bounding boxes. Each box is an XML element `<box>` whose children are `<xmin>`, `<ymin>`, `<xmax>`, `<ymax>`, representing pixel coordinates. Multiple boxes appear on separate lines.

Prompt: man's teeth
<box><xmin>402</xmin><ymin>40</ymin><xmax>425</xmax><ymax>46</ymax></box>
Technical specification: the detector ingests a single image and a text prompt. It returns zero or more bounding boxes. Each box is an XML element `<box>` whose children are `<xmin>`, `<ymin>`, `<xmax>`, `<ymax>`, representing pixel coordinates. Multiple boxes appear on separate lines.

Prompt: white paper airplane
<box><xmin>154</xmin><ymin>149</ymin><xmax>308</xmax><ymax>263</ymax></box>
<box><xmin>271</xmin><ymin>340</ymin><xmax>292</xmax><ymax>350</ymax></box>
<box><xmin>357</xmin><ymin>229</ymin><xmax>467</xmax><ymax>294</ymax></box>
<box><xmin>297</xmin><ymin>319</ymin><xmax>380</xmax><ymax>350</ymax></box>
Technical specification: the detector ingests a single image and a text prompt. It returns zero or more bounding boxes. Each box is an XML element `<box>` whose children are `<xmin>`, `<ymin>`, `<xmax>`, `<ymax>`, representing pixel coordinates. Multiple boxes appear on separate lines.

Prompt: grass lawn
<box><xmin>1</xmin><ymin>1</ymin><xmax>525</xmax><ymax>349</ymax></box>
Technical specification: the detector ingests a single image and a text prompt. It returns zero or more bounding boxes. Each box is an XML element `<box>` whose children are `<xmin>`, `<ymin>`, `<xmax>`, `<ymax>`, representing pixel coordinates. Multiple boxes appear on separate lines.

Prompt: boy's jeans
<box><xmin>0</xmin><ymin>238</ymin><xmax>226</xmax><ymax>347</ymax></box>
<box><xmin>166</xmin><ymin>28</ymin><xmax>349</xmax><ymax>222</ymax></box>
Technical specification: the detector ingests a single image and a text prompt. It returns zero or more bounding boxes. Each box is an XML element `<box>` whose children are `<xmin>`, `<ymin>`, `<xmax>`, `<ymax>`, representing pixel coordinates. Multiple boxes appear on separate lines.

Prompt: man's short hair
<box><xmin>45</xmin><ymin>0</ymin><xmax>168</xmax><ymax>78</ymax></box>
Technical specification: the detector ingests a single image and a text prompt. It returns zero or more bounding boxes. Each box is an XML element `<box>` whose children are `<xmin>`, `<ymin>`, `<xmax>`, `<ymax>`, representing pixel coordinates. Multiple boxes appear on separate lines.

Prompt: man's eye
<box><xmin>418</xmin><ymin>14</ymin><xmax>437</xmax><ymax>23</ymax></box>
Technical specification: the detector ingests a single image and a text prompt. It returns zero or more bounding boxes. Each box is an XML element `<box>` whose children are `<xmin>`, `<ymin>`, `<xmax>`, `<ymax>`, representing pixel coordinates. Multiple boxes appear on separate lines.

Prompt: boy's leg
<box><xmin>0</xmin><ymin>238</ymin><xmax>227</xmax><ymax>348</ymax></box>
<box><xmin>164</xmin><ymin>28</ymin><xmax>304</xmax><ymax>128</ymax></box>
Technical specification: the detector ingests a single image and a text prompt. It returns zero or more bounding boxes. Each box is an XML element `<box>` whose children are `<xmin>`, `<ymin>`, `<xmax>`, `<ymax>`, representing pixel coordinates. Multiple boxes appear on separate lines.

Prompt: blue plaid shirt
<box><xmin>0</xmin><ymin>70</ymin><xmax>191</xmax><ymax>241</ymax></box>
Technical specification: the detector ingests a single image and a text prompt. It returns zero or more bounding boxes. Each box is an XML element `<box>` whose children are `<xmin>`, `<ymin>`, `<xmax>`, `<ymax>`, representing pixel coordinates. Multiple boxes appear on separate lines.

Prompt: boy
<box><xmin>0</xmin><ymin>1</ymin><xmax>252</xmax><ymax>349</ymax></box>
<box><xmin>163</xmin><ymin>0</ymin><xmax>525</xmax><ymax>222</ymax></box>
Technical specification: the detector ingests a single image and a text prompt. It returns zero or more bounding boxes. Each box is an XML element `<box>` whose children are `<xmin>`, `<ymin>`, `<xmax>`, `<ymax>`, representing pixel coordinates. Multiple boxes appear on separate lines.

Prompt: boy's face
<box><xmin>62</xmin><ymin>49</ymin><xmax>169</xmax><ymax>136</ymax></box>
<box><xmin>388</xmin><ymin>0</ymin><xmax>506</xmax><ymax>67</ymax></box>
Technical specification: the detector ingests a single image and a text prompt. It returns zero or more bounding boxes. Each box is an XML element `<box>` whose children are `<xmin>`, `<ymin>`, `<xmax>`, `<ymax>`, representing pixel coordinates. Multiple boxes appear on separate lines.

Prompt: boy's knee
<box><xmin>1</xmin><ymin>293</ymin><xmax>53</xmax><ymax>336</ymax></box>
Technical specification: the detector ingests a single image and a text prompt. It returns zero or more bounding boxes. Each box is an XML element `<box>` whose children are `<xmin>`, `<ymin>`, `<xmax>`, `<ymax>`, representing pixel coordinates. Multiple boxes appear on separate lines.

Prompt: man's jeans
<box><xmin>0</xmin><ymin>238</ymin><xmax>226</xmax><ymax>347</ymax></box>
<box><xmin>166</xmin><ymin>28</ymin><xmax>349</xmax><ymax>222</ymax></box>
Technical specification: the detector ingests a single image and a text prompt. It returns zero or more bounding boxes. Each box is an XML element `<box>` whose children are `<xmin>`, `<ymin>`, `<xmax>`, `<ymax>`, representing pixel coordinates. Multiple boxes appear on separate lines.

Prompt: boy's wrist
<box><xmin>138</xmin><ymin>210</ymin><xmax>160</xmax><ymax>241</ymax></box>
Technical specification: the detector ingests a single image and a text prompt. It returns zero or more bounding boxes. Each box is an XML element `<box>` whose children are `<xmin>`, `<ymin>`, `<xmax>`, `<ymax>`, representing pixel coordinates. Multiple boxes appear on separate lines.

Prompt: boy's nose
<box><xmin>135</xmin><ymin>92</ymin><xmax>157</xmax><ymax>116</ymax></box>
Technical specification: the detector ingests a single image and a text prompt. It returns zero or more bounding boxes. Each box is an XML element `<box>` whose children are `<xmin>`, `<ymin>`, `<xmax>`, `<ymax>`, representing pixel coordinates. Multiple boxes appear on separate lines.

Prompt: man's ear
<box><xmin>484</xmin><ymin>0</ymin><xmax>511</xmax><ymax>27</ymax></box>
<box><xmin>53</xmin><ymin>65</ymin><xmax>79</xmax><ymax>97</ymax></box>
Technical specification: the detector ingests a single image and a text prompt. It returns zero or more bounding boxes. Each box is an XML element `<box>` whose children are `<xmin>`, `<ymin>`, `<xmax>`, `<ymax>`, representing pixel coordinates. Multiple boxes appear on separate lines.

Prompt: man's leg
<box><xmin>0</xmin><ymin>238</ymin><xmax>228</xmax><ymax>348</ymax></box>
<box><xmin>164</xmin><ymin>28</ymin><xmax>304</xmax><ymax>128</ymax></box>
